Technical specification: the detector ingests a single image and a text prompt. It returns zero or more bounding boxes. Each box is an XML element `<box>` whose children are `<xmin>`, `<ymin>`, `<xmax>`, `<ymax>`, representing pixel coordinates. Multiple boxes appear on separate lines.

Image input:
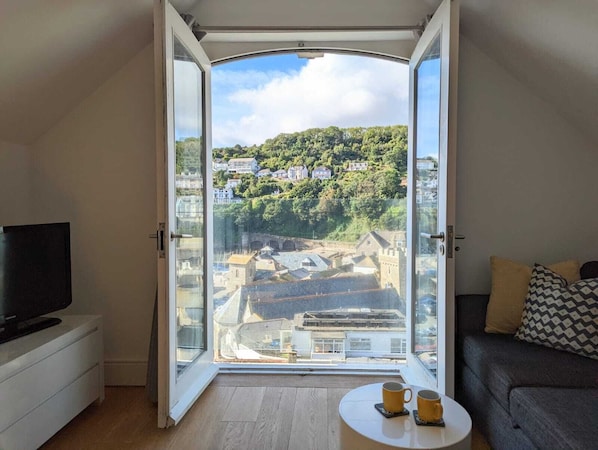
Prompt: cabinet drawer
<box><xmin>0</xmin><ymin>365</ymin><xmax>100</xmax><ymax>450</ymax></box>
<box><xmin>0</xmin><ymin>329</ymin><xmax>101</xmax><ymax>432</ymax></box>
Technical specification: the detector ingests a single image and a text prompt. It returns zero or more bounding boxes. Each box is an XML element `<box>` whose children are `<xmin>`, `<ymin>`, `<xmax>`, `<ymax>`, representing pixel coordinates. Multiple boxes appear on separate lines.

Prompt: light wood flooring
<box><xmin>42</xmin><ymin>374</ymin><xmax>491</xmax><ymax>450</ymax></box>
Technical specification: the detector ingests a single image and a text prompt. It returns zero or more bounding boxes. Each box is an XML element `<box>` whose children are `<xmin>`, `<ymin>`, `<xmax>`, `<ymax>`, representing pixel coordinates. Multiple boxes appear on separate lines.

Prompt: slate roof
<box><xmin>243</xmin><ymin>273</ymin><xmax>379</xmax><ymax>300</ymax></box>
<box><xmin>351</xmin><ymin>255</ymin><xmax>378</xmax><ymax>268</ymax></box>
<box><xmin>356</xmin><ymin>231</ymin><xmax>391</xmax><ymax>250</ymax></box>
<box><xmin>250</xmin><ymin>287</ymin><xmax>401</xmax><ymax>320</ymax></box>
<box><xmin>272</xmin><ymin>252</ymin><xmax>331</xmax><ymax>271</ymax></box>
<box><xmin>216</xmin><ymin>273</ymin><xmax>400</xmax><ymax>325</ymax></box>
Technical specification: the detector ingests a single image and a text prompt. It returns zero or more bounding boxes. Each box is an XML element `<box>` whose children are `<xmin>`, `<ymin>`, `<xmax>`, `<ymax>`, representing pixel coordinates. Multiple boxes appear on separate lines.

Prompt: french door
<box><xmin>153</xmin><ymin>0</ymin><xmax>459</xmax><ymax>427</ymax></box>
<box><xmin>154</xmin><ymin>0</ymin><xmax>217</xmax><ymax>428</ymax></box>
<box><xmin>405</xmin><ymin>0</ymin><xmax>459</xmax><ymax>396</ymax></box>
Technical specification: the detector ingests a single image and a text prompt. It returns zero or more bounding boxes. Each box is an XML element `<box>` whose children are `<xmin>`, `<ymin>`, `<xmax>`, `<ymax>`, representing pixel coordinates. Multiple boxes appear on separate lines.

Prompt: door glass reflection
<box><xmin>173</xmin><ymin>36</ymin><xmax>206</xmax><ymax>376</ymax></box>
<box><xmin>413</xmin><ymin>33</ymin><xmax>441</xmax><ymax>377</ymax></box>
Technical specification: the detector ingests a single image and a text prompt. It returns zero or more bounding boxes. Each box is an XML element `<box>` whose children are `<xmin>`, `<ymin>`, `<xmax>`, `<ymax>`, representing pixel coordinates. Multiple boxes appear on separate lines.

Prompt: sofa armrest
<box><xmin>455</xmin><ymin>294</ymin><xmax>489</xmax><ymax>337</ymax></box>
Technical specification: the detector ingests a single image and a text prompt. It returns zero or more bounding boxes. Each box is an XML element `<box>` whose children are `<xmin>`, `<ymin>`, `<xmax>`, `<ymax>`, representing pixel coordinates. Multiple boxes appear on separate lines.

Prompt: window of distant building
<box><xmin>349</xmin><ymin>338</ymin><xmax>371</xmax><ymax>351</ymax></box>
<box><xmin>312</xmin><ymin>338</ymin><xmax>344</xmax><ymax>354</ymax></box>
<box><xmin>390</xmin><ymin>338</ymin><xmax>407</xmax><ymax>354</ymax></box>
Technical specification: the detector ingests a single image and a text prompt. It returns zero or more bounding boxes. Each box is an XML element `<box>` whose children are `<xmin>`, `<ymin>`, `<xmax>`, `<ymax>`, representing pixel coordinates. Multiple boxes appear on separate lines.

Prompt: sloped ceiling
<box><xmin>0</xmin><ymin>0</ymin><xmax>153</xmax><ymax>145</ymax></box>
<box><xmin>460</xmin><ymin>0</ymin><xmax>598</xmax><ymax>147</ymax></box>
<box><xmin>0</xmin><ymin>0</ymin><xmax>596</xmax><ymax>146</ymax></box>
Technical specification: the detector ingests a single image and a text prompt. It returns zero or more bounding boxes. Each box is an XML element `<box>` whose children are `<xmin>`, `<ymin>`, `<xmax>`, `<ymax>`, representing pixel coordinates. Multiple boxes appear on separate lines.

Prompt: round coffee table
<box><xmin>339</xmin><ymin>383</ymin><xmax>471</xmax><ymax>450</ymax></box>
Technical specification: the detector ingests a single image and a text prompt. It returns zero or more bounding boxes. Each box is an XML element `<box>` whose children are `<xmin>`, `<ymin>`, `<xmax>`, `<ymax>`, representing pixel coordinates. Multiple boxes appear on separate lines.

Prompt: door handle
<box><xmin>170</xmin><ymin>232</ymin><xmax>193</xmax><ymax>240</ymax></box>
<box><xmin>420</xmin><ymin>232</ymin><xmax>445</xmax><ymax>242</ymax></box>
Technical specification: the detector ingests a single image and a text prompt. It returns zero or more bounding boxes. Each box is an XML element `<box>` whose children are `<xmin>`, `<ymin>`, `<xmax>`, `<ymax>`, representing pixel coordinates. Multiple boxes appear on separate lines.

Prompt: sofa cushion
<box><xmin>510</xmin><ymin>387</ymin><xmax>598</xmax><ymax>450</ymax></box>
<box><xmin>485</xmin><ymin>256</ymin><xmax>580</xmax><ymax>334</ymax></box>
<box><xmin>581</xmin><ymin>260</ymin><xmax>598</xmax><ymax>279</ymax></box>
<box><xmin>456</xmin><ymin>294</ymin><xmax>489</xmax><ymax>338</ymax></box>
<box><xmin>515</xmin><ymin>264</ymin><xmax>598</xmax><ymax>360</ymax></box>
<box><xmin>457</xmin><ymin>364</ymin><xmax>536</xmax><ymax>450</ymax></box>
<box><xmin>461</xmin><ymin>333</ymin><xmax>598</xmax><ymax>411</ymax></box>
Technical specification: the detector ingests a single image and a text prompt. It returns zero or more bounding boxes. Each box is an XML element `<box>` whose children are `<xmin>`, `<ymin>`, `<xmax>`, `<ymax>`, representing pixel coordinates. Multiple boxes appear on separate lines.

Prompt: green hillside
<box><xmin>209</xmin><ymin>125</ymin><xmax>409</xmax><ymax>244</ymax></box>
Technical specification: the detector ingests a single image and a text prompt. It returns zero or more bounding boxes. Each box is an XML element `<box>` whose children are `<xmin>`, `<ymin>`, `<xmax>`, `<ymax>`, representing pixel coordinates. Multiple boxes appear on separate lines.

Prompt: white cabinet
<box><xmin>0</xmin><ymin>316</ymin><xmax>104</xmax><ymax>450</ymax></box>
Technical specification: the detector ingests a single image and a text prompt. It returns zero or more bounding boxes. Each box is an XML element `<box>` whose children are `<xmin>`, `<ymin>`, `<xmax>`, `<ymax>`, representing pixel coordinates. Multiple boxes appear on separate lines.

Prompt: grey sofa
<box><xmin>455</xmin><ymin>294</ymin><xmax>598</xmax><ymax>450</ymax></box>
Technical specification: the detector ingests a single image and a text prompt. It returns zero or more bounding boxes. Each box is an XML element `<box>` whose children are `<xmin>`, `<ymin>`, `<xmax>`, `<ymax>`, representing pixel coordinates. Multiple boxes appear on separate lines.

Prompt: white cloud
<box><xmin>212</xmin><ymin>54</ymin><xmax>409</xmax><ymax>148</ymax></box>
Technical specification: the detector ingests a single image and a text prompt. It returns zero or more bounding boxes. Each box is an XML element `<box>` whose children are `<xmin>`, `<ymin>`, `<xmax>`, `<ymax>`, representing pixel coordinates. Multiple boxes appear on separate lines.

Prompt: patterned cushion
<box><xmin>515</xmin><ymin>264</ymin><xmax>598</xmax><ymax>360</ymax></box>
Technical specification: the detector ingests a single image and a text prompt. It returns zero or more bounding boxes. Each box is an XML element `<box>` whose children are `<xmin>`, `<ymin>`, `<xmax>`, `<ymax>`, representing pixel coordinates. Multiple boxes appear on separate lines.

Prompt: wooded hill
<box><xmin>213</xmin><ymin>124</ymin><xmax>407</xmax><ymax>179</ymax></box>
<box><xmin>208</xmin><ymin>125</ymin><xmax>411</xmax><ymax>244</ymax></box>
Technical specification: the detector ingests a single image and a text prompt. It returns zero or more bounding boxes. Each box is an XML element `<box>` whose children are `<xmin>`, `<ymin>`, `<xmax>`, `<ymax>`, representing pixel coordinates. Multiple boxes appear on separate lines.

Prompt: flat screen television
<box><xmin>0</xmin><ymin>222</ymin><xmax>72</xmax><ymax>344</ymax></box>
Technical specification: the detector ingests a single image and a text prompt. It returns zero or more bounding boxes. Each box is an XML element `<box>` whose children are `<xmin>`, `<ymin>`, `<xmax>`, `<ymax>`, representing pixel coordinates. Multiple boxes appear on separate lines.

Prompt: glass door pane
<box><xmin>413</xmin><ymin>34</ymin><xmax>441</xmax><ymax>377</ymax></box>
<box><xmin>173</xmin><ymin>37</ymin><xmax>206</xmax><ymax>376</ymax></box>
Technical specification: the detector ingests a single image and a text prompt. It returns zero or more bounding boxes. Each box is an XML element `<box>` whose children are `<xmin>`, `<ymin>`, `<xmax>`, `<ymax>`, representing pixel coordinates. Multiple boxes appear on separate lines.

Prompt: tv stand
<box><xmin>0</xmin><ymin>315</ymin><xmax>103</xmax><ymax>450</ymax></box>
<box><xmin>0</xmin><ymin>316</ymin><xmax>62</xmax><ymax>344</ymax></box>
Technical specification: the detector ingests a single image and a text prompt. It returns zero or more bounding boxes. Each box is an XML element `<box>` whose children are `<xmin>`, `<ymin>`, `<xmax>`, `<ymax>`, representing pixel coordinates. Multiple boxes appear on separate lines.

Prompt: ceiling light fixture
<box><xmin>296</xmin><ymin>51</ymin><xmax>325</xmax><ymax>59</ymax></box>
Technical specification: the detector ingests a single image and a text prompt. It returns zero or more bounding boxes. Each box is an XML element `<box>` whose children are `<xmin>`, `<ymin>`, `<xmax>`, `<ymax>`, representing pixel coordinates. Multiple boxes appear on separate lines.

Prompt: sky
<box><xmin>210</xmin><ymin>53</ymin><xmax>409</xmax><ymax>148</ymax></box>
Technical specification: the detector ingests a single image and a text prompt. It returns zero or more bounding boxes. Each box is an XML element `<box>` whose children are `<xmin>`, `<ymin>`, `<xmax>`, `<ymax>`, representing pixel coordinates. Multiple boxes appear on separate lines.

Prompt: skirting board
<box><xmin>104</xmin><ymin>360</ymin><xmax>148</xmax><ymax>386</ymax></box>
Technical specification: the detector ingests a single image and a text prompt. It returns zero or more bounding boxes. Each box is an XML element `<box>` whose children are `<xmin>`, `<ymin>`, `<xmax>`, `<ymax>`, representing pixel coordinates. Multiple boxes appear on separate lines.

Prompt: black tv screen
<box><xmin>0</xmin><ymin>222</ymin><xmax>72</xmax><ymax>343</ymax></box>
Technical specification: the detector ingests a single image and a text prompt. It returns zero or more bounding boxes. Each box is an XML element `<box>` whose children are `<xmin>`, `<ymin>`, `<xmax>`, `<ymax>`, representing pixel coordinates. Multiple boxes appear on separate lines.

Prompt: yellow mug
<box><xmin>417</xmin><ymin>389</ymin><xmax>443</xmax><ymax>422</ymax></box>
<box><xmin>382</xmin><ymin>382</ymin><xmax>412</xmax><ymax>413</ymax></box>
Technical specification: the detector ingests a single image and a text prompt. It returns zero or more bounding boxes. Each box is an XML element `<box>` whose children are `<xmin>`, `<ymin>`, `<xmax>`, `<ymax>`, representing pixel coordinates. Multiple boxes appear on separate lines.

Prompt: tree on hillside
<box><xmin>176</xmin><ymin>137</ymin><xmax>202</xmax><ymax>174</ymax></box>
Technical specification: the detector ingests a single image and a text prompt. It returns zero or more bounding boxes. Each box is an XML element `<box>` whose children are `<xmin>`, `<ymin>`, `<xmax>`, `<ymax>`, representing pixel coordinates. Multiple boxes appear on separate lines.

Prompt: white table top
<box><xmin>339</xmin><ymin>383</ymin><xmax>472</xmax><ymax>449</ymax></box>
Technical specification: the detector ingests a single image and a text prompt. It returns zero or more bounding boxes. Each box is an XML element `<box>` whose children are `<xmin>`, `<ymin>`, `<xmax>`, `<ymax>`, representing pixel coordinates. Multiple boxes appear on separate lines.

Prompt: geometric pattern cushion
<box><xmin>515</xmin><ymin>264</ymin><xmax>598</xmax><ymax>360</ymax></box>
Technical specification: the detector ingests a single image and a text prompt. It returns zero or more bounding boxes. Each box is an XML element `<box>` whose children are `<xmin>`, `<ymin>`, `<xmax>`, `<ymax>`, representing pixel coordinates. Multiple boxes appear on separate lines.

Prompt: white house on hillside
<box><xmin>226</xmin><ymin>178</ymin><xmax>241</xmax><ymax>189</ymax></box>
<box><xmin>347</xmin><ymin>161</ymin><xmax>368</xmax><ymax>171</ymax></box>
<box><xmin>228</xmin><ymin>157</ymin><xmax>259</xmax><ymax>174</ymax></box>
<box><xmin>213</xmin><ymin>187</ymin><xmax>235</xmax><ymax>204</ymax></box>
<box><xmin>213</xmin><ymin>159</ymin><xmax>229</xmax><ymax>172</ymax></box>
<box><xmin>288</xmin><ymin>165</ymin><xmax>308</xmax><ymax>181</ymax></box>
<box><xmin>312</xmin><ymin>166</ymin><xmax>332</xmax><ymax>180</ymax></box>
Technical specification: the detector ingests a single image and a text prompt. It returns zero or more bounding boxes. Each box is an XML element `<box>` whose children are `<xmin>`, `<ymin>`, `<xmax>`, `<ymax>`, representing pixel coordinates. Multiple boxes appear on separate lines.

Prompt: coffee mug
<box><xmin>417</xmin><ymin>389</ymin><xmax>443</xmax><ymax>422</ymax></box>
<box><xmin>382</xmin><ymin>382</ymin><xmax>412</xmax><ymax>413</ymax></box>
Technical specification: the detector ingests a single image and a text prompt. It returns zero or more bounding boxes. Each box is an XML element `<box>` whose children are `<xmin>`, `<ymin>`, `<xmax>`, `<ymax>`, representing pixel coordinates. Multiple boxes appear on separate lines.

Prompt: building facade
<box><xmin>287</xmin><ymin>165</ymin><xmax>308</xmax><ymax>181</ymax></box>
<box><xmin>228</xmin><ymin>157</ymin><xmax>259</xmax><ymax>174</ymax></box>
<box><xmin>312</xmin><ymin>166</ymin><xmax>332</xmax><ymax>180</ymax></box>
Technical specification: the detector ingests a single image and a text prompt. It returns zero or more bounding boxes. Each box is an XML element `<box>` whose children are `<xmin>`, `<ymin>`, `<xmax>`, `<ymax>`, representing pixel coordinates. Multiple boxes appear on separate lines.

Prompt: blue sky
<box><xmin>210</xmin><ymin>53</ymin><xmax>409</xmax><ymax>148</ymax></box>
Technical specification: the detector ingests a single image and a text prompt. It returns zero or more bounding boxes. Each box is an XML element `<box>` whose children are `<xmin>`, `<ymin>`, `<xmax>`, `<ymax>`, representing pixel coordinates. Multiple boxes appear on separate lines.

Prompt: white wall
<box><xmin>456</xmin><ymin>37</ymin><xmax>598</xmax><ymax>294</ymax></box>
<box><xmin>0</xmin><ymin>141</ymin><xmax>32</xmax><ymax>224</ymax></box>
<box><xmin>31</xmin><ymin>44</ymin><xmax>156</xmax><ymax>385</ymax></box>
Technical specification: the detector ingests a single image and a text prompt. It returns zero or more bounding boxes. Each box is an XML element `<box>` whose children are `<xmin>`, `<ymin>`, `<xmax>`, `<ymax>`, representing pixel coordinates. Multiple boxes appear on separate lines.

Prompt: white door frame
<box><xmin>404</xmin><ymin>0</ymin><xmax>459</xmax><ymax>396</ymax></box>
<box><xmin>154</xmin><ymin>0</ymin><xmax>217</xmax><ymax>428</ymax></box>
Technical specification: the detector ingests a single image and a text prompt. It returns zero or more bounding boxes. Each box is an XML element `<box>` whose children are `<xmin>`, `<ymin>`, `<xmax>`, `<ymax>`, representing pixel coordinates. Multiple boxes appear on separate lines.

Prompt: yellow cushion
<box><xmin>485</xmin><ymin>256</ymin><xmax>580</xmax><ymax>334</ymax></box>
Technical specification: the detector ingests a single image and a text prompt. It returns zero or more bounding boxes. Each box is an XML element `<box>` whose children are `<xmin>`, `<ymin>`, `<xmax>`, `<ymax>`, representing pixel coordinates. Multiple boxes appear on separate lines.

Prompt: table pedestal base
<box><xmin>341</xmin><ymin>420</ymin><xmax>471</xmax><ymax>449</ymax></box>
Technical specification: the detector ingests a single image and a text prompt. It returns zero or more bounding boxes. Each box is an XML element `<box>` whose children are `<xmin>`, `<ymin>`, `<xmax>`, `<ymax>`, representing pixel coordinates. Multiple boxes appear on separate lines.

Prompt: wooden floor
<box><xmin>42</xmin><ymin>374</ymin><xmax>491</xmax><ymax>450</ymax></box>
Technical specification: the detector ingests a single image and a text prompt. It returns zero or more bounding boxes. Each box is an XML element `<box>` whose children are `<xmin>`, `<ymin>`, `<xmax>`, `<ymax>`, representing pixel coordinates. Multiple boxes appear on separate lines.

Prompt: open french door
<box><xmin>154</xmin><ymin>0</ymin><xmax>217</xmax><ymax>427</ymax></box>
<box><xmin>405</xmin><ymin>0</ymin><xmax>459</xmax><ymax>396</ymax></box>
